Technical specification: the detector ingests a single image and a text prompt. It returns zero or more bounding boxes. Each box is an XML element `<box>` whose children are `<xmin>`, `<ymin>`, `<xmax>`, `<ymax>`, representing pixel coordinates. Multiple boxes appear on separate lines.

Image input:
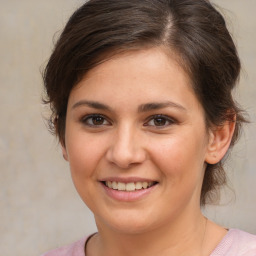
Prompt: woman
<box><xmin>42</xmin><ymin>0</ymin><xmax>256</xmax><ymax>255</ymax></box>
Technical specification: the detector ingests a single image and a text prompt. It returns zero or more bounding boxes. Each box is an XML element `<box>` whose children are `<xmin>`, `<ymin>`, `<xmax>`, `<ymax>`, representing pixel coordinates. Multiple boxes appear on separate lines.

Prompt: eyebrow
<box><xmin>72</xmin><ymin>100</ymin><xmax>111</xmax><ymax>111</ymax></box>
<box><xmin>138</xmin><ymin>101</ymin><xmax>187</xmax><ymax>112</ymax></box>
<box><xmin>72</xmin><ymin>100</ymin><xmax>186</xmax><ymax>112</ymax></box>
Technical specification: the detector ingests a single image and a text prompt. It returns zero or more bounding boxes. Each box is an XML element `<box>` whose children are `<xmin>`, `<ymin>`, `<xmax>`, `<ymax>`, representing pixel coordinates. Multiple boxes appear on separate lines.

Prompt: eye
<box><xmin>81</xmin><ymin>114</ymin><xmax>111</xmax><ymax>126</ymax></box>
<box><xmin>144</xmin><ymin>115</ymin><xmax>175</xmax><ymax>128</ymax></box>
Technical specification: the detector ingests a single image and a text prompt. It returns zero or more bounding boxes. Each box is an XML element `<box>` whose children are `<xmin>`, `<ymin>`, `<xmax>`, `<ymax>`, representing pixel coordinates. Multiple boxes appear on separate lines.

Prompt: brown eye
<box><xmin>144</xmin><ymin>115</ymin><xmax>175</xmax><ymax>128</ymax></box>
<box><xmin>92</xmin><ymin>116</ymin><xmax>105</xmax><ymax>125</ymax></box>
<box><xmin>153</xmin><ymin>117</ymin><xmax>167</xmax><ymax>126</ymax></box>
<box><xmin>82</xmin><ymin>114</ymin><xmax>110</xmax><ymax>126</ymax></box>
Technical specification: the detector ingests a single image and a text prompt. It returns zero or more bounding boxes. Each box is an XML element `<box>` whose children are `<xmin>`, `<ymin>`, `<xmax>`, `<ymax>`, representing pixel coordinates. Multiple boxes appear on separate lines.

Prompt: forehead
<box><xmin>75</xmin><ymin>47</ymin><xmax>192</xmax><ymax>90</ymax></box>
<box><xmin>68</xmin><ymin>47</ymin><xmax>200</xmax><ymax>112</ymax></box>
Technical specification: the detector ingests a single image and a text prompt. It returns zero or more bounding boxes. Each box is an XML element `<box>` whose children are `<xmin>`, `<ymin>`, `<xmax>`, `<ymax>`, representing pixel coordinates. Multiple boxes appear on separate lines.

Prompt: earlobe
<box><xmin>205</xmin><ymin>120</ymin><xmax>236</xmax><ymax>164</ymax></box>
<box><xmin>61</xmin><ymin>144</ymin><xmax>69</xmax><ymax>161</ymax></box>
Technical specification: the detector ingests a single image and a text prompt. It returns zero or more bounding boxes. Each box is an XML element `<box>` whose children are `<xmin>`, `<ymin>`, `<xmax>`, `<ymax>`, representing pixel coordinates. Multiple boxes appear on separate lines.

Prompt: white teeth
<box><xmin>135</xmin><ymin>182</ymin><xmax>142</xmax><ymax>190</ymax></box>
<box><xmin>112</xmin><ymin>181</ymin><xmax>118</xmax><ymax>190</ymax></box>
<box><xmin>117</xmin><ymin>182</ymin><xmax>126</xmax><ymax>191</ymax></box>
<box><xmin>142</xmin><ymin>182</ymin><xmax>148</xmax><ymax>189</ymax></box>
<box><xmin>105</xmin><ymin>181</ymin><xmax>155</xmax><ymax>191</ymax></box>
<box><xmin>126</xmin><ymin>182</ymin><xmax>136</xmax><ymax>191</ymax></box>
<box><xmin>148</xmin><ymin>182</ymin><xmax>153</xmax><ymax>187</ymax></box>
<box><xmin>106</xmin><ymin>181</ymin><xmax>112</xmax><ymax>189</ymax></box>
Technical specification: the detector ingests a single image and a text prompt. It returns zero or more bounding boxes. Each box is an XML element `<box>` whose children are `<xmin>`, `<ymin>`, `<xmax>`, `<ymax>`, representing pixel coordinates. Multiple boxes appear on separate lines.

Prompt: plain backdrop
<box><xmin>0</xmin><ymin>1</ymin><xmax>255</xmax><ymax>255</ymax></box>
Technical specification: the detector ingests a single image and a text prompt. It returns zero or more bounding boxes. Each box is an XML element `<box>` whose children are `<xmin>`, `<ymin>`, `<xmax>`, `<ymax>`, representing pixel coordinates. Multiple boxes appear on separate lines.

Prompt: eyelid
<box><xmin>144</xmin><ymin>114</ymin><xmax>176</xmax><ymax>127</ymax></box>
<box><xmin>81</xmin><ymin>113</ymin><xmax>112</xmax><ymax>126</ymax></box>
<box><xmin>79</xmin><ymin>113</ymin><xmax>176</xmax><ymax>128</ymax></box>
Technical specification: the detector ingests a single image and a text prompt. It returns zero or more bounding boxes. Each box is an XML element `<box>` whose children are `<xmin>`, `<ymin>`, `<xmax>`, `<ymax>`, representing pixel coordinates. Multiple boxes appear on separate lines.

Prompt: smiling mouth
<box><xmin>102</xmin><ymin>181</ymin><xmax>158</xmax><ymax>192</ymax></box>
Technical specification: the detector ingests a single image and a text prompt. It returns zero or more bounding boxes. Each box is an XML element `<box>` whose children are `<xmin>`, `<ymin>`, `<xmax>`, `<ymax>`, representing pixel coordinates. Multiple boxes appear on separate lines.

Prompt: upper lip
<box><xmin>99</xmin><ymin>177</ymin><xmax>158</xmax><ymax>183</ymax></box>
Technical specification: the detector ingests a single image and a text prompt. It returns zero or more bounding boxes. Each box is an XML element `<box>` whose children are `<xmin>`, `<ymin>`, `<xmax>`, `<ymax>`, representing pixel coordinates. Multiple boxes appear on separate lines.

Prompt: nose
<box><xmin>106</xmin><ymin>124</ymin><xmax>147</xmax><ymax>169</ymax></box>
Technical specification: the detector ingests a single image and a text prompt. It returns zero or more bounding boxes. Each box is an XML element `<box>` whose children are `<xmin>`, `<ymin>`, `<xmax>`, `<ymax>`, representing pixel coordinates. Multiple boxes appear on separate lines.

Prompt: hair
<box><xmin>43</xmin><ymin>0</ymin><xmax>247</xmax><ymax>205</ymax></box>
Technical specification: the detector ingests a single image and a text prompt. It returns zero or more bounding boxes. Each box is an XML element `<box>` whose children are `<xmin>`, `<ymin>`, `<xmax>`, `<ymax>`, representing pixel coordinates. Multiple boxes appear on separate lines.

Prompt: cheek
<box><xmin>66</xmin><ymin>132</ymin><xmax>105</xmax><ymax>179</ymax></box>
<box><xmin>148</xmin><ymin>136</ymin><xmax>206</xmax><ymax>209</ymax></box>
<box><xmin>65</xmin><ymin>133</ymin><xmax>107</xmax><ymax>206</ymax></box>
<box><xmin>148</xmin><ymin>132</ymin><xmax>206</xmax><ymax>178</ymax></box>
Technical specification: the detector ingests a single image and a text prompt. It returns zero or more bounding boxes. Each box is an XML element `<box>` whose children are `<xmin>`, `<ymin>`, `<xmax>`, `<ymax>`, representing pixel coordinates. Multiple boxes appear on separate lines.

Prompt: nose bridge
<box><xmin>106</xmin><ymin>122</ymin><xmax>146</xmax><ymax>168</ymax></box>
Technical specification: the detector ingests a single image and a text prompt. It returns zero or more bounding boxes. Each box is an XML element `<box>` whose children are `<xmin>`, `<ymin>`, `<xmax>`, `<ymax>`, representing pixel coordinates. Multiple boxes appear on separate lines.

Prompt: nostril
<box><xmin>106</xmin><ymin>146</ymin><xmax>147</xmax><ymax>169</ymax></box>
<box><xmin>105</xmin><ymin>130</ymin><xmax>147</xmax><ymax>168</ymax></box>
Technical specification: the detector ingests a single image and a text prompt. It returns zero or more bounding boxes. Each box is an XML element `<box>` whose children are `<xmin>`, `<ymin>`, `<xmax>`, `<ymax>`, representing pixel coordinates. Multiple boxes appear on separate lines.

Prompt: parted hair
<box><xmin>43</xmin><ymin>0</ymin><xmax>247</xmax><ymax>205</ymax></box>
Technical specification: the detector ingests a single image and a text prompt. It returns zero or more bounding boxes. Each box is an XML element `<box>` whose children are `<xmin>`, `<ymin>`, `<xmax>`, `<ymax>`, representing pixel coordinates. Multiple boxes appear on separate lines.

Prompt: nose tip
<box><xmin>106</xmin><ymin>130</ymin><xmax>146</xmax><ymax>169</ymax></box>
<box><xmin>106</xmin><ymin>144</ymin><xmax>146</xmax><ymax>169</ymax></box>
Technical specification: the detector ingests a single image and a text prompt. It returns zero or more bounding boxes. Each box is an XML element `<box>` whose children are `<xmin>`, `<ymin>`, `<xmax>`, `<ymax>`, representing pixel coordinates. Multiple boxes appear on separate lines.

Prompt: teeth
<box><xmin>105</xmin><ymin>181</ymin><xmax>155</xmax><ymax>191</ymax></box>
<box><xmin>142</xmin><ymin>182</ymin><xmax>148</xmax><ymax>189</ymax></box>
<box><xmin>106</xmin><ymin>181</ymin><xmax>112</xmax><ymax>189</ymax></box>
<box><xmin>117</xmin><ymin>182</ymin><xmax>126</xmax><ymax>191</ymax></box>
<box><xmin>112</xmin><ymin>181</ymin><xmax>118</xmax><ymax>190</ymax></box>
<box><xmin>126</xmin><ymin>182</ymin><xmax>136</xmax><ymax>191</ymax></box>
<box><xmin>135</xmin><ymin>182</ymin><xmax>142</xmax><ymax>190</ymax></box>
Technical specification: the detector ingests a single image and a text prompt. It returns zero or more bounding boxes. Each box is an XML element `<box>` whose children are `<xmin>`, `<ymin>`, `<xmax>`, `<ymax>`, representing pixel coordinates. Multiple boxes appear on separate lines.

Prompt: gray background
<box><xmin>0</xmin><ymin>0</ymin><xmax>255</xmax><ymax>255</ymax></box>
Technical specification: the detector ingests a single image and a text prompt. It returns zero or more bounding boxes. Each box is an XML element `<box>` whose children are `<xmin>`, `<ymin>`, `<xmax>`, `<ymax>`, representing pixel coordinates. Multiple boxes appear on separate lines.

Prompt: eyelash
<box><xmin>81</xmin><ymin>114</ymin><xmax>111</xmax><ymax>127</ymax></box>
<box><xmin>80</xmin><ymin>114</ymin><xmax>176</xmax><ymax>128</ymax></box>
<box><xmin>144</xmin><ymin>114</ymin><xmax>176</xmax><ymax>128</ymax></box>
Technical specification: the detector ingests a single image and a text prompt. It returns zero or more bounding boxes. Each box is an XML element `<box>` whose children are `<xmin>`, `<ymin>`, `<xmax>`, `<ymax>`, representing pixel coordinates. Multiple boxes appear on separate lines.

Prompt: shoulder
<box><xmin>211</xmin><ymin>229</ymin><xmax>256</xmax><ymax>256</ymax></box>
<box><xmin>40</xmin><ymin>236</ymin><xmax>88</xmax><ymax>256</ymax></box>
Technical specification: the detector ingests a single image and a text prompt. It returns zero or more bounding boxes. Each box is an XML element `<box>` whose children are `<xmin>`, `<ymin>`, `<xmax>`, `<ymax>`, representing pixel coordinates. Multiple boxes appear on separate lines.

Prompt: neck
<box><xmin>90</xmin><ymin>211</ymin><xmax>207</xmax><ymax>256</ymax></box>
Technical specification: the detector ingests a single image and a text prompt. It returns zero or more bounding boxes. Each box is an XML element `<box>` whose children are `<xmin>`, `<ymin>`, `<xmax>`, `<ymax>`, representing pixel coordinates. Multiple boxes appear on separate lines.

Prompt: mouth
<box><xmin>102</xmin><ymin>181</ymin><xmax>158</xmax><ymax>192</ymax></box>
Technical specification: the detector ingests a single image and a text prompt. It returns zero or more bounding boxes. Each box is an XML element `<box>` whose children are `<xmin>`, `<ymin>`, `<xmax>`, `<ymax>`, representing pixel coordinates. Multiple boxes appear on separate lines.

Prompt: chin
<box><xmin>95</xmin><ymin>209</ymin><xmax>164</xmax><ymax>235</ymax></box>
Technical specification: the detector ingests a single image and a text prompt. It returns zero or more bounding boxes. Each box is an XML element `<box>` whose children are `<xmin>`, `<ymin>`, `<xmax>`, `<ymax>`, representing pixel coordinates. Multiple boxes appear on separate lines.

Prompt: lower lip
<box><xmin>101</xmin><ymin>183</ymin><xmax>157</xmax><ymax>202</ymax></box>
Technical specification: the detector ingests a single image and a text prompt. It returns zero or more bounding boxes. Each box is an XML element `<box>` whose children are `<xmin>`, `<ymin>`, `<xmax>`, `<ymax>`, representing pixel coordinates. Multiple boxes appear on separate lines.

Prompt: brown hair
<box><xmin>43</xmin><ymin>0</ymin><xmax>247</xmax><ymax>205</ymax></box>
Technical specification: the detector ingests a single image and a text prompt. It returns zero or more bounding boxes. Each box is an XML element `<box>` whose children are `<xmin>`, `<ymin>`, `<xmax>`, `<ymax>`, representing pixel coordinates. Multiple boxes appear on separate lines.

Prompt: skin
<box><xmin>62</xmin><ymin>48</ymin><xmax>235</xmax><ymax>256</ymax></box>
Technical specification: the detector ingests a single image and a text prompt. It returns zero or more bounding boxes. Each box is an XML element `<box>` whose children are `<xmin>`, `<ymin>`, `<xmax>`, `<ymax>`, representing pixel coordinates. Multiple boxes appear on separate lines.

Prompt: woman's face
<box><xmin>63</xmin><ymin>48</ymin><xmax>212</xmax><ymax>234</ymax></box>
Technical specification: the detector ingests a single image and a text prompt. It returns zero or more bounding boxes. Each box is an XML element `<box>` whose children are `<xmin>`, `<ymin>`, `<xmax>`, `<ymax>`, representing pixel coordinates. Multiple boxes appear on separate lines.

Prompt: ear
<box><xmin>205</xmin><ymin>120</ymin><xmax>236</xmax><ymax>164</ymax></box>
<box><xmin>55</xmin><ymin>117</ymin><xmax>69</xmax><ymax>161</ymax></box>
<box><xmin>61</xmin><ymin>143</ymin><xmax>69</xmax><ymax>161</ymax></box>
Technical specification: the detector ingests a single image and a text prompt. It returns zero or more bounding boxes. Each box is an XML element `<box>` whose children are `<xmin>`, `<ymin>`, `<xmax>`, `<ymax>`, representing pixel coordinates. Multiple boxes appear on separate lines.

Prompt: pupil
<box><xmin>154</xmin><ymin>118</ymin><xmax>166</xmax><ymax>126</ymax></box>
<box><xmin>93</xmin><ymin>116</ymin><xmax>104</xmax><ymax>125</ymax></box>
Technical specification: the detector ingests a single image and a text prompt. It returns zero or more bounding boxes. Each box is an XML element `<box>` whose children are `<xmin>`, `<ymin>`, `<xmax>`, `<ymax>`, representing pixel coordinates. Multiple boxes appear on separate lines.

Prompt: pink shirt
<box><xmin>41</xmin><ymin>229</ymin><xmax>256</xmax><ymax>256</ymax></box>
